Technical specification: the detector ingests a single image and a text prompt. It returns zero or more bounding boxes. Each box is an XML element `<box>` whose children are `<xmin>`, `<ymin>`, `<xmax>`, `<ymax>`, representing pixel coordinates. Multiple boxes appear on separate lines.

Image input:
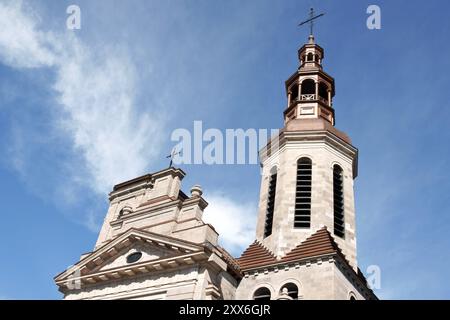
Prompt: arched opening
<box><xmin>253</xmin><ymin>287</ymin><xmax>271</xmax><ymax>300</ymax></box>
<box><xmin>350</xmin><ymin>296</ymin><xmax>357</xmax><ymax>300</ymax></box>
<box><xmin>318</xmin><ymin>82</ymin><xmax>329</xmax><ymax>102</ymax></box>
<box><xmin>295</xmin><ymin>157</ymin><xmax>312</xmax><ymax>228</ymax></box>
<box><xmin>300</xmin><ymin>79</ymin><xmax>315</xmax><ymax>101</ymax></box>
<box><xmin>290</xmin><ymin>84</ymin><xmax>299</xmax><ymax>103</ymax></box>
<box><xmin>264</xmin><ymin>167</ymin><xmax>277</xmax><ymax>238</ymax></box>
<box><xmin>333</xmin><ymin>165</ymin><xmax>345</xmax><ymax>238</ymax></box>
<box><xmin>280</xmin><ymin>283</ymin><xmax>299</xmax><ymax>300</ymax></box>
<box><xmin>307</xmin><ymin>52</ymin><xmax>313</xmax><ymax>61</ymax></box>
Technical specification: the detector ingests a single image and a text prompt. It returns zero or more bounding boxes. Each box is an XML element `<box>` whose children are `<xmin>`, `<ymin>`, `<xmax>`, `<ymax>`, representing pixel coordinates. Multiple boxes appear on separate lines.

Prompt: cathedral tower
<box><xmin>235</xmin><ymin>33</ymin><xmax>375</xmax><ymax>300</ymax></box>
<box><xmin>253</xmin><ymin>34</ymin><xmax>358</xmax><ymax>269</ymax></box>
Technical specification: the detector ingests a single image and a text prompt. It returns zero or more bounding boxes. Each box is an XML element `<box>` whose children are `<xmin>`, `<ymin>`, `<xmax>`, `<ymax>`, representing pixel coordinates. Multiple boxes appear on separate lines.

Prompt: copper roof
<box><xmin>237</xmin><ymin>241</ymin><xmax>277</xmax><ymax>270</ymax></box>
<box><xmin>280</xmin><ymin>227</ymin><xmax>341</xmax><ymax>264</ymax></box>
<box><xmin>237</xmin><ymin>227</ymin><xmax>346</xmax><ymax>272</ymax></box>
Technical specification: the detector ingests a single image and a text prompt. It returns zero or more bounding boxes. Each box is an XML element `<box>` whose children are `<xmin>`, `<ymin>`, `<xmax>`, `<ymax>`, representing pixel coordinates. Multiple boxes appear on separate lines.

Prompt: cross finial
<box><xmin>166</xmin><ymin>148</ymin><xmax>180</xmax><ymax>168</ymax></box>
<box><xmin>298</xmin><ymin>7</ymin><xmax>325</xmax><ymax>39</ymax></box>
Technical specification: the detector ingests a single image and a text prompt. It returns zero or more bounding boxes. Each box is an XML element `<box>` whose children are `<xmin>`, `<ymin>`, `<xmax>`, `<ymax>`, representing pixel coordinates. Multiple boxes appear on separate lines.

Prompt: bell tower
<box><xmin>254</xmin><ymin>33</ymin><xmax>359</xmax><ymax>270</ymax></box>
<box><xmin>284</xmin><ymin>34</ymin><xmax>335</xmax><ymax>125</ymax></box>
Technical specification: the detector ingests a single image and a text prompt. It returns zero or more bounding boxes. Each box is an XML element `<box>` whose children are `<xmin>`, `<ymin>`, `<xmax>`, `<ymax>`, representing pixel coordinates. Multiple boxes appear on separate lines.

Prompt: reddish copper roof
<box><xmin>237</xmin><ymin>227</ymin><xmax>345</xmax><ymax>272</ymax></box>
<box><xmin>280</xmin><ymin>227</ymin><xmax>340</xmax><ymax>264</ymax></box>
<box><xmin>237</xmin><ymin>227</ymin><xmax>375</xmax><ymax>298</ymax></box>
<box><xmin>237</xmin><ymin>241</ymin><xmax>277</xmax><ymax>270</ymax></box>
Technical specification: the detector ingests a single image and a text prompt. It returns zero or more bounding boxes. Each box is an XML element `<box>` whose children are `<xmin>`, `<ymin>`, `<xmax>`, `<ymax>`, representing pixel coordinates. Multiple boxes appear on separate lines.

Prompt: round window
<box><xmin>126</xmin><ymin>252</ymin><xmax>142</xmax><ymax>264</ymax></box>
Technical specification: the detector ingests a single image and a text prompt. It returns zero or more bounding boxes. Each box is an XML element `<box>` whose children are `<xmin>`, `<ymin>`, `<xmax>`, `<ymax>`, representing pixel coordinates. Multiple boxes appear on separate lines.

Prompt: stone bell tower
<box><xmin>234</xmin><ymin>30</ymin><xmax>376</xmax><ymax>300</ymax></box>
<box><xmin>254</xmin><ymin>33</ymin><xmax>359</xmax><ymax>270</ymax></box>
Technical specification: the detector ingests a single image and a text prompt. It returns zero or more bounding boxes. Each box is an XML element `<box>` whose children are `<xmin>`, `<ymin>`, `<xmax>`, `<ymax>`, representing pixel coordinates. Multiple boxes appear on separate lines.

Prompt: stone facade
<box><xmin>235</xmin><ymin>256</ymin><xmax>371</xmax><ymax>300</ymax></box>
<box><xmin>256</xmin><ymin>130</ymin><xmax>358</xmax><ymax>270</ymax></box>
<box><xmin>54</xmin><ymin>35</ymin><xmax>377</xmax><ymax>300</ymax></box>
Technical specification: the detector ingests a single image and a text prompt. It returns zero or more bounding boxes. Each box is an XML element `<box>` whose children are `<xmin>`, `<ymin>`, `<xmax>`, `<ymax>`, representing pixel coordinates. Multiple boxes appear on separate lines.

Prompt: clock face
<box><xmin>126</xmin><ymin>252</ymin><xmax>143</xmax><ymax>264</ymax></box>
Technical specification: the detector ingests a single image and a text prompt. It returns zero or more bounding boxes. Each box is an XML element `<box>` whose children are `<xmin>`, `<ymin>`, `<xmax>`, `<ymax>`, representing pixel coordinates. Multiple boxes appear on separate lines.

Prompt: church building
<box><xmin>54</xmin><ymin>33</ymin><xmax>377</xmax><ymax>300</ymax></box>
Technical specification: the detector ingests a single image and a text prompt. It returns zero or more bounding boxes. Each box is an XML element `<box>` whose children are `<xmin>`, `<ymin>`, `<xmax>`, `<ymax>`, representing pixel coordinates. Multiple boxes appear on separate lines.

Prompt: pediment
<box><xmin>96</xmin><ymin>241</ymin><xmax>176</xmax><ymax>272</ymax></box>
<box><xmin>55</xmin><ymin>228</ymin><xmax>208</xmax><ymax>288</ymax></box>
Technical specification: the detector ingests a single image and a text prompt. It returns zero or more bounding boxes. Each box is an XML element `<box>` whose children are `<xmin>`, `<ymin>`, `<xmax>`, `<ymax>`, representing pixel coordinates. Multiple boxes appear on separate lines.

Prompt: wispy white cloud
<box><xmin>0</xmin><ymin>0</ymin><xmax>164</xmax><ymax>196</ymax></box>
<box><xmin>202</xmin><ymin>192</ymin><xmax>257</xmax><ymax>254</ymax></box>
<box><xmin>0</xmin><ymin>1</ymin><xmax>262</xmax><ymax>248</ymax></box>
<box><xmin>0</xmin><ymin>0</ymin><xmax>55</xmax><ymax>68</ymax></box>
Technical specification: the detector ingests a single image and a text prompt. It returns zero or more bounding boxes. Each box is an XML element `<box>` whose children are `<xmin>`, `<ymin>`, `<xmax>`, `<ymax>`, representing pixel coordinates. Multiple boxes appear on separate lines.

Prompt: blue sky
<box><xmin>0</xmin><ymin>0</ymin><xmax>449</xmax><ymax>299</ymax></box>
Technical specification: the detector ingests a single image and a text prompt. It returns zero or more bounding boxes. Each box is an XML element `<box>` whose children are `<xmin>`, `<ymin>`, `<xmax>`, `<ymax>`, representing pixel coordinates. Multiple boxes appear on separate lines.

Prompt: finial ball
<box><xmin>190</xmin><ymin>185</ymin><xmax>203</xmax><ymax>198</ymax></box>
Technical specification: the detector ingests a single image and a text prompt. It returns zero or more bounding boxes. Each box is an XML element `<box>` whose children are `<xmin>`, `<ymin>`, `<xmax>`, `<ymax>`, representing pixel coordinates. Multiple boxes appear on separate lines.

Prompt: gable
<box><xmin>97</xmin><ymin>241</ymin><xmax>178</xmax><ymax>272</ymax></box>
<box><xmin>237</xmin><ymin>241</ymin><xmax>277</xmax><ymax>270</ymax></box>
<box><xmin>54</xmin><ymin>228</ymin><xmax>207</xmax><ymax>287</ymax></box>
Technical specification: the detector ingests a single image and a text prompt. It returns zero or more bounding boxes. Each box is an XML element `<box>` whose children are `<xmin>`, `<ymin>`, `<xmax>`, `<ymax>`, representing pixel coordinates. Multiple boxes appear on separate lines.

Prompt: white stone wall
<box><xmin>256</xmin><ymin>135</ymin><xmax>358</xmax><ymax>269</ymax></box>
<box><xmin>236</xmin><ymin>259</ymin><xmax>335</xmax><ymax>300</ymax></box>
<box><xmin>235</xmin><ymin>258</ymin><xmax>372</xmax><ymax>300</ymax></box>
<box><xmin>333</xmin><ymin>260</ymin><xmax>370</xmax><ymax>300</ymax></box>
<box><xmin>64</xmin><ymin>266</ymin><xmax>200</xmax><ymax>300</ymax></box>
<box><xmin>64</xmin><ymin>264</ymin><xmax>238</xmax><ymax>300</ymax></box>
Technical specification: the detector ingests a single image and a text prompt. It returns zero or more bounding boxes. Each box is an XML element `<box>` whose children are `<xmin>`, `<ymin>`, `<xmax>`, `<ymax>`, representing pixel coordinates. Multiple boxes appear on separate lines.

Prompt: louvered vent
<box><xmin>264</xmin><ymin>173</ymin><xmax>277</xmax><ymax>237</ymax></box>
<box><xmin>333</xmin><ymin>165</ymin><xmax>345</xmax><ymax>238</ymax></box>
<box><xmin>294</xmin><ymin>158</ymin><xmax>312</xmax><ymax>228</ymax></box>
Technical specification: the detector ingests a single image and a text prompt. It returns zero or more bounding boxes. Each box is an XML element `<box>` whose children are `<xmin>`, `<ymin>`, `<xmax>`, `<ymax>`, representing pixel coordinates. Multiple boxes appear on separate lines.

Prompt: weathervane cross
<box><xmin>298</xmin><ymin>7</ymin><xmax>325</xmax><ymax>37</ymax></box>
<box><xmin>166</xmin><ymin>148</ymin><xmax>180</xmax><ymax>168</ymax></box>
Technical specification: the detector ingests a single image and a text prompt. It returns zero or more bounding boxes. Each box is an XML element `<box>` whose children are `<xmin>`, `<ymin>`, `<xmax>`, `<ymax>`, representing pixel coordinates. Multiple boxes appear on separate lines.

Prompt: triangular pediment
<box><xmin>55</xmin><ymin>228</ymin><xmax>208</xmax><ymax>289</ymax></box>
<box><xmin>96</xmin><ymin>241</ymin><xmax>178</xmax><ymax>272</ymax></box>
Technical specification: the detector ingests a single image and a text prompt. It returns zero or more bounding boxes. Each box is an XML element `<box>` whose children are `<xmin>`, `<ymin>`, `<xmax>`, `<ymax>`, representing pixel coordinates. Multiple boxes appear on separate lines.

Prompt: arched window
<box><xmin>301</xmin><ymin>79</ymin><xmax>315</xmax><ymax>95</ymax></box>
<box><xmin>253</xmin><ymin>287</ymin><xmax>271</xmax><ymax>300</ymax></box>
<box><xmin>295</xmin><ymin>157</ymin><xmax>312</xmax><ymax>228</ymax></box>
<box><xmin>318</xmin><ymin>82</ymin><xmax>329</xmax><ymax>102</ymax></box>
<box><xmin>290</xmin><ymin>83</ymin><xmax>299</xmax><ymax>103</ymax></box>
<box><xmin>280</xmin><ymin>283</ymin><xmax>299</xmax><ymax>300</ymax></box>
<box><xmin>333</xmin><ymin>165</ymin><xmax>345</xmax><ymax>238</ymax></box>
<box><xmin>350</xmin><ymin>295</ymin><xmax>356</xmax><ymax>300</ymax></box>
<box><xmin>264</xmin><ymin>168</ymin><xmax>277</xmax><ymax>238</ymax></box>
<box><xmin>307</xmin><ymin>52</ymin><xmax>313</xmax><ymax>61</ymax></box>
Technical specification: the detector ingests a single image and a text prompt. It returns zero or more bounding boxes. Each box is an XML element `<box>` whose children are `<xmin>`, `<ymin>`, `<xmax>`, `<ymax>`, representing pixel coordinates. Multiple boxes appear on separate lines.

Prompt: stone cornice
<box><xmin>110</xmin><ymin>199</ymin><xmax>182</xmax><ymax>227</ymax></box>
<box><xmin>56</xmin><ymin>250</ymin><xmax>209</xmax><ymax>292</ymax></box>
<box><xmin>260</xmin><ymin>129</ymin><xmax>358</xmax><ymax>178</ymax></box>
<box><xmin>109</xmin><ymin>167</ymin><xmax>186</xmax><ymax>201</ymax></box>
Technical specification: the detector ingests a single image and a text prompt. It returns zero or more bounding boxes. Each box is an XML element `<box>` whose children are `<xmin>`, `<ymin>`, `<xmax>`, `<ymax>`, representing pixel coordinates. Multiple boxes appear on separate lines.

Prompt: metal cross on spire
<box><xmin>298</xmin><ymin>7</ymin><xmax>325</xmax><ymax>37</ymax></box>
<box><xmin>166</xmin><ymin>148</ymin><xmax>180</xmax><ymax>168</ymax></box>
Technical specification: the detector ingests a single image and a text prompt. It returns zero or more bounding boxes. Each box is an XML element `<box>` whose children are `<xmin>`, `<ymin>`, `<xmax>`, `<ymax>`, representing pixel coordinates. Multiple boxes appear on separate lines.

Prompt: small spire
<box><xmin>308</xmin><ymin>34</ymin><xmax>315</xmax><ymax>44</ymax></box>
